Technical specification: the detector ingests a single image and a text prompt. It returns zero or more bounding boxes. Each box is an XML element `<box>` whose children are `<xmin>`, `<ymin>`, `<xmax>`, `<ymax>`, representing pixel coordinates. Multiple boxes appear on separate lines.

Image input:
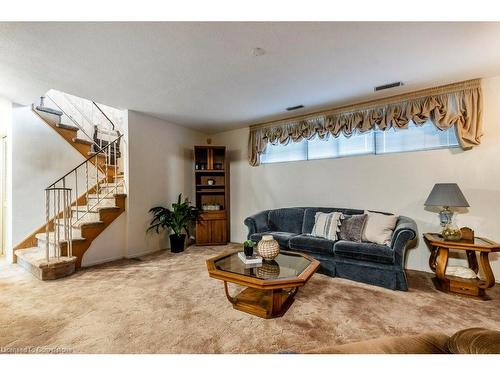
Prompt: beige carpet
<box><xmin>1</xmin><ymin>243</ymin><xmax>500</xmax><ymax>354</ymax></box>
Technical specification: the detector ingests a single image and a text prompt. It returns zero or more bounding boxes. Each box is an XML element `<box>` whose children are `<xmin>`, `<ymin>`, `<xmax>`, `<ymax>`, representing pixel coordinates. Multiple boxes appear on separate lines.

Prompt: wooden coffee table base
<box><xmin>224</xmin><ymin>282</ymin><xmax>298</xmax><ymax>319</ymax></box>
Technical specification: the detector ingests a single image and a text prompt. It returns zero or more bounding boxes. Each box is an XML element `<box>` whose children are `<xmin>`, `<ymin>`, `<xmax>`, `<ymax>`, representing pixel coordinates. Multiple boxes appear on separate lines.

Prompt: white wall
<box><xmin>11</xmin><ymin>106</ymin><xmax>85</xmax><ymax>249</ymax></box>
<box><xmin>125</xmin><ymin>111</ymin><xmax>205</xmax><ymax>257</ymax></box>
<box><xmin>0</xmin><ymin>97</ymin><xmax>11</xmax><ymax>137</ymax></box>
<box><xmin>82</xmin><ymin>214</ymin><xmax>127</xmax><ymax>266</ymax></box>
<box><xmin>0</xmin><ymin>97</ymin><xmax>12</xmax><ymax>260</ymax></box>
<box><xmin>213</xmin><ymin>75</ymin><xmax>500</xmax><ymax>275</ymax></box>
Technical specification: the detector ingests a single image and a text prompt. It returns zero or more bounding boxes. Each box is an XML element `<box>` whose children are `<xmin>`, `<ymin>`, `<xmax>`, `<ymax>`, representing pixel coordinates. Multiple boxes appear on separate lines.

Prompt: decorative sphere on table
<box><xmin>257</xmin><ymin>235</ymin><xmax>280</xmax><ymax>260</ymax></box>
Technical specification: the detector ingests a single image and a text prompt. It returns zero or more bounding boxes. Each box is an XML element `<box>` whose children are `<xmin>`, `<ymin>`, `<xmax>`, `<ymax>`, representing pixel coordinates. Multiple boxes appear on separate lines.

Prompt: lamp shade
<box><xmin>424</xmin><ymin>183</ymin><xmax>470</xmax><ymax>207</ymax></box>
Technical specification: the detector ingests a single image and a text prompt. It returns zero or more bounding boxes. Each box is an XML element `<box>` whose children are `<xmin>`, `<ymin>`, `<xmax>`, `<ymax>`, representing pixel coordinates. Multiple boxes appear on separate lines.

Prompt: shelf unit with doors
<box><xmin>194</xmin><ymin>146</ymin><xmax>229</xmax><ymax>245</ymax></box>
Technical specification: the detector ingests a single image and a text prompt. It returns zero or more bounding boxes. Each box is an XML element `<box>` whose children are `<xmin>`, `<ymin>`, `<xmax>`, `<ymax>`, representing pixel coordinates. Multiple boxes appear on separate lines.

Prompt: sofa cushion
<box><xmin>362</xmin><ymin>211</ymin><xmax>398</xmax><ymax>245</ymax></box>
<box><xmin>288</xmin><ymin>234</ymin><xmax>335</xmax><ymax>255</ymax></box>
<box><xmin>339</xmin><ymin>214</ymin><xmax>367</xmax><ymax>242</ymax></box>
<box><xmin>249</xmin><ymin>232</ymin><xmax>297</xmax><ymax>248</ymax></box>
<box><xmin>302</xmin><ymin>208</ymin><xmax>364</xmax><ymax>234</ymax></box>
<box><xmin>268</xmin><ymin>208</ymin><xmax>305</xmax><ymax>234</ymax></box>
<box><xmin>311</xmin><ymin>212</ymin><xmax>343</xmax><ymax>241</ymax></box>
<box><xmin>334</xmin><ymin>240</ymin><xmax>395</xmax><ymax>264</ymax></box>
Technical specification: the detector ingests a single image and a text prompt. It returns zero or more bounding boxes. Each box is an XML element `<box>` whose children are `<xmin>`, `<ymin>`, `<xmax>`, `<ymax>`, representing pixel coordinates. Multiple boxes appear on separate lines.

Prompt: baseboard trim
<box><xmin>81</xmin><ymin>255</ymin><xmax>124</xmax><ymax>268</ymax></box>
<box><xmin>125</xmin><ymin>248</ymin><xmax>166</xmax><ymax>259</ymax></box>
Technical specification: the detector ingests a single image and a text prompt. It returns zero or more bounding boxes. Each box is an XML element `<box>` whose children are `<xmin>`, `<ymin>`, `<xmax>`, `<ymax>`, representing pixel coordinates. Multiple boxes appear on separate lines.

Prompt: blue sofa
<box><xmin>244</xmin><ymin>207</ymin><xmax>417</xmax><ymax>291</ymax></box>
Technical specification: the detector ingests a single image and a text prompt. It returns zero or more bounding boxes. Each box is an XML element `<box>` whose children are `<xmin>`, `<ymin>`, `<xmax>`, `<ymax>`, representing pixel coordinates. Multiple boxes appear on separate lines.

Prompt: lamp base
<box><xmin>441</xmin><ymin>224</ymin><xmax>462</xmax><ymax>241</ymax></box>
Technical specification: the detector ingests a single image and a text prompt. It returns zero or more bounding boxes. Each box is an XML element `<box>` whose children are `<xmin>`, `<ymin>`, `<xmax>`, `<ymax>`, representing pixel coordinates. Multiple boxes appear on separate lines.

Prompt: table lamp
<box><xmin>424</xmin><ymin>183</ymin><xmax>469</xmax><ymax>240</ymax></box>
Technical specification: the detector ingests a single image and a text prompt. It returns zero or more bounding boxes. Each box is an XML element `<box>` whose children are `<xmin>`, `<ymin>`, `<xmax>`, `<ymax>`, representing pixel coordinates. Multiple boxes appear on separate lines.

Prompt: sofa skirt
<box><xmin>334</xmin><ymin>258</ymin><xmax>408</xmax><ymax>291</ymax></box>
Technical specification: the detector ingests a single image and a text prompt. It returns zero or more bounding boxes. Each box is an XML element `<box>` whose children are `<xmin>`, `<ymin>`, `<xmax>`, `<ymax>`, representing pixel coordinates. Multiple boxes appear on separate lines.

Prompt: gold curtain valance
<box><xmin>248</xmin><ymin>79</ymin><xmax>483</xmax><ymax>166</ymax></box>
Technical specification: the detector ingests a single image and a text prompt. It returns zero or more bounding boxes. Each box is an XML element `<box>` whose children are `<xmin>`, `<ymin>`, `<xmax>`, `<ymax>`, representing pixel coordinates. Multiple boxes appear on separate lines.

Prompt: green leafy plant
<box><xmin>147</xmin><ymin>194</ymin><xmax>200</xmax><ymax>237</ymax></box>
<box><xmin>243</xmin><ymin>240</ymin><xmax>255</xmax><ymax>247</ymax></box>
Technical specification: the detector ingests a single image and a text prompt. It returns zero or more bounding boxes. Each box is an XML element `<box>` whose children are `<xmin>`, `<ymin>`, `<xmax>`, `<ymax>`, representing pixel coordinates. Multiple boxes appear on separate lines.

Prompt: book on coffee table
<box><xmin>237</xmin><ymin>252</ymin><xmax>262</xmax><ymax>265</ymax></box>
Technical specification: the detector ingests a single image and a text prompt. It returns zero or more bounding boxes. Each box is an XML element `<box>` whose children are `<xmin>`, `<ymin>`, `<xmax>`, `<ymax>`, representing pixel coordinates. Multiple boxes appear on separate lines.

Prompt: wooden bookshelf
<box><xmin>194</xmin><ymin>146</ymin><xmax>229</xmax><ymax>245</ymax></box>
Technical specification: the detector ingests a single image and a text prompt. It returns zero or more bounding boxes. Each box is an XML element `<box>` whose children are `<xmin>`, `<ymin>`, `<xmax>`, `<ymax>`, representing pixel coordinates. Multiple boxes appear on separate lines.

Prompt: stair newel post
<box><xmin>85</xmin><ymin>161</ymin><xmax>89</xmax><ymax>213</ymax></box>
<box><xmin>96</xmin><ymin>156</ymin><xmax>99</xmax><ymax>203</ymax></box>
<box><xmin>75</xmin><ymin>169</ymin><xmax>78</xmax><ymax>222</ymax></box>
<box><xmin>62</xmin><ymin>178</ymin><xmax>67</xmax><ymax>254</ymax></box>
<box><xmin>56</xmin><ymin>188</ymin><xmax>60</xmax><ymax>259</ymax></box>
<box><xmin>114</xmin><ymin>141</ymin><xmax>117</xmax><ymax>193</ymax></box>
<box><xmin>53</xmin><ymin>189</ymin><xmax>57</xmax><ymax>259</ymax></box>
<box><xmin>68</xmin><ymin>189</ymin><xmax>73</xmax><ymax>257</ymax></box>
<box><xmin>45</xmin><ymin>189</ymin><xmax>50</xmax><ymax>263</ymax></box>
<box><xmin>105</xmin><ymin>138</ymin><xmax>109</xmax><ymax>185</ymax></box>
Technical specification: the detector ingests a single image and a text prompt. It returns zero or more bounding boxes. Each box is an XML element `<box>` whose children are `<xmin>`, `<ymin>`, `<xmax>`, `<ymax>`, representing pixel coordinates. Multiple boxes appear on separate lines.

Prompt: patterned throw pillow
<box><xmin>310</xmin><ymin>212</ymin><xmax>343</xmax><ymax>241</ymax></box>
<box><xmin>339</xmin><ymin>214</ymin><xmax>368</xmax><ymax>242</ymax></box>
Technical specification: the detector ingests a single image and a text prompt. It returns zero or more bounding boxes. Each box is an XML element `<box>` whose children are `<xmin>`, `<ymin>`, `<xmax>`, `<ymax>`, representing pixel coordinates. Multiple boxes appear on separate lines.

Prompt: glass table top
<box><xmin>429</xmin><ymin>233</ymin><xmax>494</xmax><ymax>247</ymax></box>
<box><xmin>214</xmin><ymin>252</ymin><xmax>312</xmax><ymax>280</ymax></box>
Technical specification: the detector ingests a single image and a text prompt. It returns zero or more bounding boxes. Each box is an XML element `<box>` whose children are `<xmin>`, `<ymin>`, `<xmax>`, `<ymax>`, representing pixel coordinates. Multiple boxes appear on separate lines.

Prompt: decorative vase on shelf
<box><xmin>257</xmin><ymin>235</ymin><xmax>280</xmax><ymax>260</ymax></box>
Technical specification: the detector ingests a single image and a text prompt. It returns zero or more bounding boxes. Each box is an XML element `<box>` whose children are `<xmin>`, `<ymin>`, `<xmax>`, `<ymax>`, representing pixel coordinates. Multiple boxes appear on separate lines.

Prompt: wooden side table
<box><xmin>423</xmin><ymin>233</ymin><xmax>500</xmax><ymax>299</ymax></box>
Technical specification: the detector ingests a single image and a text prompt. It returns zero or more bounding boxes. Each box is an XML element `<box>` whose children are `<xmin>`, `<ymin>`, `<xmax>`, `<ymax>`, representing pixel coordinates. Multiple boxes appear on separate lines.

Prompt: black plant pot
<box><xmin>169</xmin><ymin>234</ymin><xmax>186</xmax><ymax>253</ymax></box>
<box><xmin>244</xmin><ymin>245</ymin><xmax>254</xmax><ymax>258</ymax></box>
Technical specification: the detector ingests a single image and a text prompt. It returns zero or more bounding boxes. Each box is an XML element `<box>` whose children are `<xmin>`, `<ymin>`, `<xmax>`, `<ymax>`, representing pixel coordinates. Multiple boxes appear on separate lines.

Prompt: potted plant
<box><xmin>243</xmin><ymin>240</ymin><xmax>255</xmax><ymax>258</ymax></box>
<box><xmin>147</xmin><ymin>194</ymin><xmax>200</xmax><ymax>253</ymax></box>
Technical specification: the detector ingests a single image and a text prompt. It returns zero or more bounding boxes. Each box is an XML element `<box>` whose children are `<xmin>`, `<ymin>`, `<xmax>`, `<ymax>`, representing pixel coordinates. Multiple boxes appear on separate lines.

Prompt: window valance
<box><xmin>248</xmin><ymin>79</ymin><xmax>482</xmax><ymax>166</ymax></box>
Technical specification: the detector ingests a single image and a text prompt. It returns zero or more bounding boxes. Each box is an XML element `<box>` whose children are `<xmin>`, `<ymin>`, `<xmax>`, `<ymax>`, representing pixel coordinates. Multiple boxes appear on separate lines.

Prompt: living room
<box><xmin>1</xmin><ymin>0</ymin><xmax>500</xmax><ymax>372</ymax></box>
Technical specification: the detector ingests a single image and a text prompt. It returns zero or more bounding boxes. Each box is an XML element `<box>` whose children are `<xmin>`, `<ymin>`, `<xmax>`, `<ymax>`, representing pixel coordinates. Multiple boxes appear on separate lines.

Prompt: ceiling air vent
<box><xmin>374</xmin><ymin>81</ymin><xmax>404</xmax><ymax>92</ymax></box>
<box><xmin>286</xmin><ymin>105</ymin><xmax>304</xmax><ymax>111</ymax></box>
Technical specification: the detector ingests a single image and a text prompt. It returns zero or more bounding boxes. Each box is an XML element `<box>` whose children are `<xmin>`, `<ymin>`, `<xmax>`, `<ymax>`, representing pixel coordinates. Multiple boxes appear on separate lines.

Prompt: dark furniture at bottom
<box><xmin>244</xmin><ymin>207</ymin><xmax>417</xmax><ymax>291</ymax></box>
<box><xmin>305</xmin><ymin>327</ymin><xmax>500</xmax><ymax>354</ymax></box>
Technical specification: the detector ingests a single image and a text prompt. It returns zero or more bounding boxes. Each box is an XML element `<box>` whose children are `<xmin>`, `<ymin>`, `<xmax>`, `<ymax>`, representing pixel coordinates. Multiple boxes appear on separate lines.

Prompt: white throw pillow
<box><xmin>311</xmin><ymin>212</ymin><xmax>343</xmax><ymax>241</ymax></box>
<box><xmin>362</xmin><ymin>211</ymin><xmax>398</xmax><ymax>245</ymax></box>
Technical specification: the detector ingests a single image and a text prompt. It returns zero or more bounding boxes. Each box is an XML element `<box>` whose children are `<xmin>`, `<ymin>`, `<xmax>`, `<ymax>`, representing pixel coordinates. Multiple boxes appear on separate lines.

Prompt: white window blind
<box><xmin>375</xmin><ymin>120</ymin><xmax>459</xmax><ymax>154</ymax></box>
<box><xmin>261</xmin><ymin>120</ymin><xmax>459</xmax><ymax>164</ymax></box>
<box><xmin>260</xmin><ymin>140</ymin><xmax>307</xmax><ymax>164</ymax></box>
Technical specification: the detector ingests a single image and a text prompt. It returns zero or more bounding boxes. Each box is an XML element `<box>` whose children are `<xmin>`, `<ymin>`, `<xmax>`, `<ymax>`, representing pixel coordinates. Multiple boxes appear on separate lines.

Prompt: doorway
<box><xmin>0</xmin><ymin>136</ymin><xmax>6</xmax><ymax>259</ymax></box>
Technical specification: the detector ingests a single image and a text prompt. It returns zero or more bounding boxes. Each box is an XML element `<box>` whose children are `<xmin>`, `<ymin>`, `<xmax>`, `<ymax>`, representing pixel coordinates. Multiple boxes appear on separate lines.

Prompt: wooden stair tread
<box><xmin>57</xmin><ymin>123</ymin><xmax>79</xmax><ymax>131</ymax></box>
<box><xmin>35</xmin><ymin>232</ymin><xmax>86</xmax><ymax>244</ymax></box>
<box><xmin>34</xmin><ymin>106</ymin><xmax>63</xmax><ymax>116</ymax></box>
<box><xmin>71</xmin><ymin>205</ymin><xmax>119</xmax><ymax>212</ymax></box>
<box><xmin>86</xmin><ymin>194</ymin><xmax>117</xmax><ymax>200</ymax></box>
<box><xmin>88</xmin><ymin>151</ymin><xmax>107</xmax><ymax>158</ymax></box>
<box><xmin>72</xmin><ymin>137</ymin><xmax>94</xmax><ymax>145</ymax></box>
<box><xmin>15</xmin><ymin>247</ymin><xmax>77</xmax><ymax>280</ymax></box>
<box><xmin>15</xmin><ymin>247</ymin><xmax>76</xmax><ymax>267</ymax></box>
<box><xmin>72</xmin><ymin>220</ymin><xmax>105</xmax><ymax>229</ymax></box>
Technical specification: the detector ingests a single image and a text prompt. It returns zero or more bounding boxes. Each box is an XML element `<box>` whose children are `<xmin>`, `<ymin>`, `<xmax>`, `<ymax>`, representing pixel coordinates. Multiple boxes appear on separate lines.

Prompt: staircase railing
<box><xmin>45</xmin><ymin>90</ymin><xmax>120</xmax><ymax>150</ymax></box>
<box><xmin>44</xmin><ymin>187</ymin><xmax>73</xmax><ymax>261</ymax></box>
<box><xmin>44</xmin><ymin>134</ymin><xmax>124</xmax><ymax>261</ymax></box>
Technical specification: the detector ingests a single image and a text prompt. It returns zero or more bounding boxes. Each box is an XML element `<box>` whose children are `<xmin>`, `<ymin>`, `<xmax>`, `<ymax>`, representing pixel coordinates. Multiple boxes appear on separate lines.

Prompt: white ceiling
<box><xmin>1</xmin><ymin>22</ymin><xmax>500</xmax><ymax>133</ymax></box>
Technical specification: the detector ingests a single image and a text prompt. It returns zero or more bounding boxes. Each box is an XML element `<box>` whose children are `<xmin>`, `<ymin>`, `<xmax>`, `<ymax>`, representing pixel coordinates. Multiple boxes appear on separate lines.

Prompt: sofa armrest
<box><xmin>244</xmin><ymin>210</ymin><xmax>270</xmax><ymax>238</ymax></box>
<box><xmin>390</xmin><ymin>216</ymin><xmax>418</xmax><ymax>257</ymax></box>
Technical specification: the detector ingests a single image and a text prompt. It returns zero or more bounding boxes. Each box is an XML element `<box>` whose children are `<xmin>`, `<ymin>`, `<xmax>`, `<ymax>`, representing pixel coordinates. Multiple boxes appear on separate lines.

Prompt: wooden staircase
<box><xmin>32</xmin><ymin>106</ymin><xmax>108</xmax><ymax>167</ymax></box>
<box><xmin>14</xmin><ymin>102</ymin><xmax>126</xmax><ymax>280</ymax></box>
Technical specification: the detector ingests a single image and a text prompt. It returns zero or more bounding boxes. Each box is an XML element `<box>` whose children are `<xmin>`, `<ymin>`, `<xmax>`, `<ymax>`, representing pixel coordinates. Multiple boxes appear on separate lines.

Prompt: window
<box><xmin>260</xmin><ymin>139</ymin><xmax>307</xmax><ymax>164</ymax></box>
<box><xmin>375</xmin><ymin>120</ymin><xmax>459</xmax><ymax>154</ymax></box>
<box><xmin>261</xmin><ymin>120</ymin><xmax>459</xmax><ymax>164</ymax></box>
<box><xmin>308</xmin><ymin>132</ymin><xmax>374</xmax><ymax>160</ymax></box>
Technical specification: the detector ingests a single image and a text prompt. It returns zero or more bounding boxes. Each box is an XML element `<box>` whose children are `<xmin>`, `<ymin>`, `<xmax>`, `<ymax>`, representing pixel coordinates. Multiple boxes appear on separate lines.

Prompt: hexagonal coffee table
<box><xmin>206</xmin><ymin>250</ymin><xmax>320</xmax><ymax>319</ymax></box>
